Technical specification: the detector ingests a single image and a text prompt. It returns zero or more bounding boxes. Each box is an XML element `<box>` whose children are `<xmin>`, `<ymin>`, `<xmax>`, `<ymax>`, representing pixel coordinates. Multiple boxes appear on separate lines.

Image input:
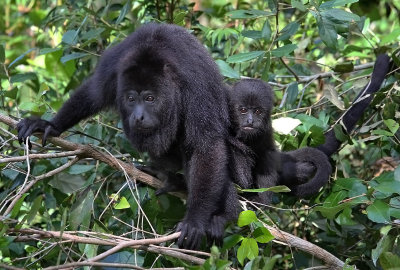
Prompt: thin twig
<box><xmin>0</xmin><ymin>149</ymin><xmax>83</xmax><ymax>163</ymax></box>
<box><xmin>2</xmin><ymin>156</ymin><xmax>80</xmax><ymax>216</ymax></box>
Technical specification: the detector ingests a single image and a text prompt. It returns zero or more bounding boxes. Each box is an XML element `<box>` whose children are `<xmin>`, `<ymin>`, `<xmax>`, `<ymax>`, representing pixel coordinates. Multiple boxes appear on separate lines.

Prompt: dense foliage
<box><xmin>1</xmin><ymin>0</ymin><xmax>399</xmax><ymax>269</ymax></box>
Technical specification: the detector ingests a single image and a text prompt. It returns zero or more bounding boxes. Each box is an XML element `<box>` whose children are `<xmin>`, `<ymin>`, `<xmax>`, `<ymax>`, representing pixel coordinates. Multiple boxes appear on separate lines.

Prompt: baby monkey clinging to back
<box><xmin>229</xmin><ymin>79</ymin><xmax>331</xmax><ymax>202</ymax></box>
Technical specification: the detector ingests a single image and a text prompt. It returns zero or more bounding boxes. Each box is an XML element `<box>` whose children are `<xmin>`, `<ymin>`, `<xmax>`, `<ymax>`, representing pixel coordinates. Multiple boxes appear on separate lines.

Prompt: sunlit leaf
<box><xmin>253</xmin><ymin>227</ymin><xmax>274</xmax><ymax>243</ymax></box>
<box><xmin>238</xmin><ymin>210</ymin><xmax>257</xmax><ymax>227</ymax></box>
<box><xmin>272</xmin><ymin>117</ymin><xmax>302</xmax><ymax>135</ymax></box>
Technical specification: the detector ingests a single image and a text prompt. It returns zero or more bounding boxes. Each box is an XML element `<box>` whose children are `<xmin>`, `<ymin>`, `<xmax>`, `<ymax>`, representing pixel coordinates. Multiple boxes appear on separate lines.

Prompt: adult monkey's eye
<box><xmin>254</xmin><ymin>109</ymin><xmax>262</xmax><ymax>115</ymax></box>
<box><xmin>239</xmin><ymin>107</ymin><xmax>248</xmax><ymax>114</ymax></box>
<box><xmin>127</xmin><ymin>95</ymin><xmax>135</xmax><ymax>102</ymax></box>
<box><xmin>145</xmin><ymin>95</ymin><xmax>155</xmax><ymax>102</ymax></box>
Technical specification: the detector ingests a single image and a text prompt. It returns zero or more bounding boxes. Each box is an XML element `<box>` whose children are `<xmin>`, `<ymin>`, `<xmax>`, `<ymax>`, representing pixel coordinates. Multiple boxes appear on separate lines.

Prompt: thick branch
<box><xmin>266</xmin><ymin>225</ymin><xmax>344</xmax><ymax>270</ymax></box>
<box><xmin>0</xmin><ymin>113</ymin><xmax>164</xmax><ymax>190</ymax></box>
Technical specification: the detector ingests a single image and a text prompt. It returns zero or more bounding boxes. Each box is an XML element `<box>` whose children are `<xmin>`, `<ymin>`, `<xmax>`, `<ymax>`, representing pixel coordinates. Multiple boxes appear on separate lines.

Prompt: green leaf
<box><xmin>367</xmin><ymin>200</ymin><xmax>391</xmax><ymax>223</ymax></box>
<box><xmin>173</xmin><ymin>11</ymin><xmax>187</xmax><ymax>26</ymax></box>
<box><xmin>291</xmin><ymin>0</ymin><xmax>307</xmax><ymax>11</ymax></box>
<box><xmin>237</xmin><ymin>238</ymin><xmax>259</xmax><ymax>265</ymax></box>
<box><xmin>227</xmin><ymin>9</ymin><xmax>273</xmax><ymax>19</ymax></box>
<box><xmin>4</xmin><ymin>87</ymin><xmax>18</xmax><ymax>99</ymax></box>
<box><xmin>70</xmin><ymin>190</ymin><xmax>94</xmax><ymax>230</ymax></box>
<box><xmin>238</xmin><ymin>210</ymin><xmax>257</xmax><ymax>227</ymax></box>
<box><xmin>114</xmin><ymin>196</ymin><xmax>130</xmax><ymax>209</ymax></box>
<box><xmin>395</xmin><ymin>166</ymin><xmax>400</xmax><ymax>182</ymax></box>
<box><xmin>261</xmin><ymin>52</ymin><xmax>271</xmax><ymax>81</ymax></box>
<box><xmin>253</xmin><ymin>227</ymin><xmax>274</xmax><ymax>243</ymax></box>
<box><xmin>322</xmin><ymin>9</ymin><xmax>360</xmax><ymax>22</ymax></box>
<box><xmin>277</xmin><ymin>22</ymin><xmax>300</xmax><ymax>41</ymax></box>
<box><xmin>335</xmin><ymin>208</ymin><xmax>357</xmax><ymax>225</ymax></box>
<box><xmin>39</xmin><ymin>47</ymin><xmax>62</xmax><ymax>55</ymax></box>
<box><xmin>372</xmin><ymin>129</ymin><xmax>394</xmax><ymax>137</ymax></box>
<box><xmin>286</xmin><ymin>82</ymin><xmax>299</xmax><ymax>105</ymax></box>
<box><xmin>237</xmin><ymin>239</ymin><xmax>247</xmax><ymax>265</ymax></box>
<box><xmin>390</xmin><ymin>197</ymin><xmax>400</xmax><ymax>218</ymax></box>
<box><xmin>372</xmin><ymin>234</ymin><xmax>394</xmax><ymax>265</ymax></box>
<box><xmin>242</xmin><ymin>30</ymin><xmax>262</xmax><ymax>39</ymax></box>
<box><xmin>26</xmin><ymin>196</ymin><xmax>43</xmax><ymax>224</ymax></box>
<box><xmin>324</xmin><ymin>84</ymin><xmax>345</xmax><ymax>111</ymax></box>
<box><xmin>379</xmin><ymin>252</ymin><xmax>400</xmax><ymax>269</ymax></box>
<box><xmin>223</xmin><ymin>234</ymin><xmax>244</xmax><ymax>250</ymax></box>
<box><xmin>333</xmin><ymin>62</ymin><xmax>354</xmax><ymax>72</ymax></box>
<box><xmin>60</xmin><ymin>52</ymin><xmax>89</xmax><ymax>64</ymax></box>
<box><xmin>314</xmin><ymin>202</ymin><xmax>356</xmax><ymax>219</ymax></box>
<box><xmin>0</xmin><ymin>44</ymin><xmax>5</xmax><ymax>63</ymax></box>
<box><xmin>49</xmin><ymin>173</ymin><xmax>85</xmax><ymax>194</ymax></box>
<box><xmin>261</xmin><ymin>20</ymin><xmax>272</xmax><ymax>40</ymax></box>
<box><xmin>381</xmin><ymin>28</ymin><xmax>400</xmax><ymax>45</ymax></box>
<box><xmin>62</xmin><ymin>30</ymin><xmax>78</xmax><ymax>45</ymax></box>
<box><xmin>18</xmin><ymin>102</ymin><xmax>40</xmax><ymax>112</ymax></box>
<box><xmin>81</xmin><ymin>28</ymin><xmax>105</xmax><ymax>41</ymax></box>
<box><xmin>216</xmin><ymin>59</ymin><xmax>240</xmax><ymax>79</ymax></box>
<box><xmin>320</xmin><ymin>0</ymin><xmax>359</xmax><ymax>9</ymax></box>
<box><xmin>116</xmin><ymin>2</ymin><xmax>130</xmax><ymax>25</ymax></box>
<box><xmin>374</xmin><ymin>181</ymin><xmax>400</xmax><ymax>196</ymax></box>
<box><xmin>316</xmin><ymin>15</ymin><xmax>338</xmax><ymax>49</ymax></box>
<box><xmin>68</xmin><ymin>164</ymin><xmax>95</xmax><ymax>175</ymax></box>
<box><xmin>10</xmin><ymin>194</ymin><xmax>28</xmax><ymax>219</ymax></box>
<box><xmin>8</xmin><ymin>48</ymin><xmax>35</xmax><ymax>68</ymax></box>
<box><xmin>226</xmin><ymin>51</ymin><xmax>265</xmax><ymax>63</ymax></box>
<box><xmin>270</xmin><ymin>44</ymin><xmax>297</xmax><ymax>57</ymax></box>
<box><xmin>10</xmin><ymin>72</ymin><xmax>37</xmax><ymax>83</ymax></box>
<box><xmin>246</xmin><ymin>238</ymin><xmax>259</xmax><ymax>260</ymax></box>
<box><xmin>333</xmin><ymin>125</ymin><xmax>349</xmax><ymax>143</ymax></box>
<box><xmin>384</xmin><ymin>119</ymin><xmax>399</xmax><ymax>135</ymax></box>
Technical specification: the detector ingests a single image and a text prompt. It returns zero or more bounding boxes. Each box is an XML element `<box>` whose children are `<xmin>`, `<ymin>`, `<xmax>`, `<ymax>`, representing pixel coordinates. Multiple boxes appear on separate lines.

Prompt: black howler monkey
<box><xmin>228</xmin><ymin>79</ymin><xmax>332</xmax><ymax>200</ymax></box>
<box><xmin>228</xmin><ymin>79</ymin><xmax>280</xmax><ymax>203</ymax></box>
<box><xmin>17</xmin><ymin>23</ymin><xmax>248</xmax><ymax>250</ymax></box>
<box><xmin>230</xmin><ymin>54</ymin><xmax>391</xmax><ymax>199</ymax></box>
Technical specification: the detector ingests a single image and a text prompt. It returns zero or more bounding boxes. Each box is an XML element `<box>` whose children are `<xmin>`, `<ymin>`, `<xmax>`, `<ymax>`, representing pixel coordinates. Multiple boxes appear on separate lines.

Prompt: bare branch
<box><xmin>10</xmin><ymin>228</ymin><xmax>205</xmax><ymax>265</ymax></box>
<box><xmin>44</xmin><ymin>262</ymin><xmax>146</xmax><ymax>270</ymax></box>
<box><xmin>0</xmin><ymin>113</ymin><xmax>167</xmax><ymax>193</ymax></box>
<box><xmin>0</xmin><ymin>150</ymin><xmax>83</xmax><ymax>163</ymax></box>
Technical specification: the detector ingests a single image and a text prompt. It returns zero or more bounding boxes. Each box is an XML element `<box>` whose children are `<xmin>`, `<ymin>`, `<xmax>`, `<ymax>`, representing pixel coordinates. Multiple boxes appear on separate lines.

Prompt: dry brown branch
<box><xmin>43</xmin><ymin>262</ymin><xmax>146</xmax><ymax>270</ymax></box>
<box><xmin>0</xmin><ymin>113</ymin><xmax>345</xmax><ymax>268</ymax></box>
<box><xmin>10</xmin><ymin>228</ymin><xmax>205</xmax><ymax>265</ymax></box>
<box><xmin>266</xmin><ymin>225</ymin><xmax>344</xmax><ymax>270</ymax></box>
<box><xmin>0</xmin><ymin>149</ymin><xmax>83</xmax><ymax>163</ymax></box>
<box><xmin>0</xmin><ymin>113</ymin><xmax>165</xmax><ymax>192</ymax></box>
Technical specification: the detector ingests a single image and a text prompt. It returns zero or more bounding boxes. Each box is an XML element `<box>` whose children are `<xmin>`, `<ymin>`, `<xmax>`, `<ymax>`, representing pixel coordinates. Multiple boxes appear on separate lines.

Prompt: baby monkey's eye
<box><xmin>239</xmin><ymin>107</ymin><xmax>248</xmax><ymax>114</ymax></box>
<box><xmin>254</xmin><ymin>109</ymin><xmax>262</xmax><ymax>115</ymax></box>
<box><xmin>145</xmin><ymin>95</ymin><xmax>155</xmax><ymax>102</ymax></box>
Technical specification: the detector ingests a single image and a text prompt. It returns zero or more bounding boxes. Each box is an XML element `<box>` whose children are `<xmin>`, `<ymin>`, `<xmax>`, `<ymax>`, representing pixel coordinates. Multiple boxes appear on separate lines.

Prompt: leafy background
<box><xmin>0</xmin><ymin>0</ymin><xmax>400</xmax><ymax>269</ymax></box>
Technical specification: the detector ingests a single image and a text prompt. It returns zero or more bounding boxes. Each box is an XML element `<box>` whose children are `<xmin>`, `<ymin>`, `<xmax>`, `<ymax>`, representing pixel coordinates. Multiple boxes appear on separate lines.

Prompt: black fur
<box><xmin>317</xmin><ymin>54</ymin><xmax>391</xmax><ymax>156</ymax></box>
<box><xmin>278</xmin><ymin>148</ymin><xmax>331</xmax><ymax>197</ymax></box>
<box><xmin>17</xmin><ymin>23</ymin><xmax>242</xmax><ymax>250</ymax></box>
<box><xmin>228</xmin><ymin>79</ymin><xmax>279</xmax><ymax>203</ymax></box>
